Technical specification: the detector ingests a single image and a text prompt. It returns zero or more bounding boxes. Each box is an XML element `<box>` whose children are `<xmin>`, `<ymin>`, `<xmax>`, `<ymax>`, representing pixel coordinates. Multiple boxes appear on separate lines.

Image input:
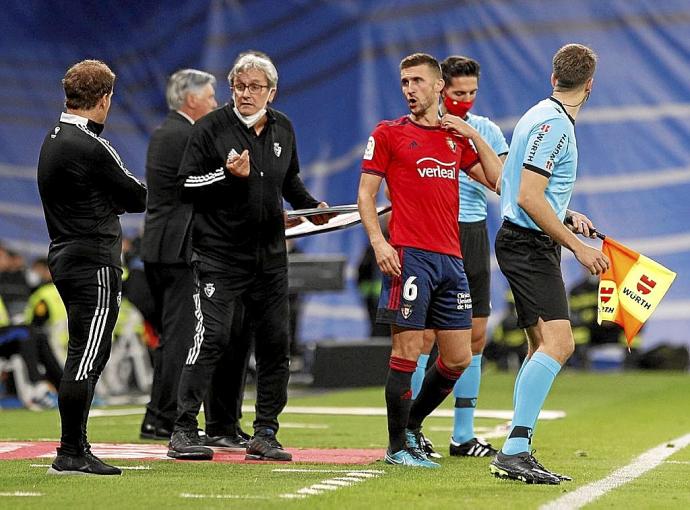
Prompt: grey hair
<box><xmin>166</xmin><ymin>69</ymin><xmax>216</xmax><ymax>110</ymax></box>
<box><xmin>227</xmin><ymin>51</ymin><xmax>278</xmax><ymax>89</ymax></box>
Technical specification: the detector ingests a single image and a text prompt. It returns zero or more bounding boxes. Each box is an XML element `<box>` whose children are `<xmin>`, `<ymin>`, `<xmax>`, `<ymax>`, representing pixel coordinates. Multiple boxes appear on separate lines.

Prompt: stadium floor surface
<box><xmin>0</xmin><ymin>441</ymin><xmax>383</xmax><ymax>464</ymax></box>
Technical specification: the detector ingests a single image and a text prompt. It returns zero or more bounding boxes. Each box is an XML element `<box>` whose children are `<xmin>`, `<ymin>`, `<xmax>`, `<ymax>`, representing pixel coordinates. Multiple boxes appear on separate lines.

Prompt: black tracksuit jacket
<box><xmin>37</xmin><ymin>112</ymin><xmax>147</xmax><ymax>280</ymax></box>
<box><xmin>179</xmin><ymin>105</ymin><xmax>319</xmax><ymax>271</ymax></box>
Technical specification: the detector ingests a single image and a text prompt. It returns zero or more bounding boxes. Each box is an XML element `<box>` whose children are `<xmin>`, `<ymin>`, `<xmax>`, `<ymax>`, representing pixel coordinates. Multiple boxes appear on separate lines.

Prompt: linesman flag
<box><xmin>598</xmin><ymin>237</ymin><xmax>676</xmax><ymax>346</ymax></box>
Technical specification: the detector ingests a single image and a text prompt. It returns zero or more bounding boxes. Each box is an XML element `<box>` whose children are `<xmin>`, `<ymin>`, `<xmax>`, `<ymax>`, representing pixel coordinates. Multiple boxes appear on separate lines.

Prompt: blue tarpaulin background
<box><xmin>1</xmin><ymin>0</ymin><xmax>688</xmax><ymax>348</ymax></box>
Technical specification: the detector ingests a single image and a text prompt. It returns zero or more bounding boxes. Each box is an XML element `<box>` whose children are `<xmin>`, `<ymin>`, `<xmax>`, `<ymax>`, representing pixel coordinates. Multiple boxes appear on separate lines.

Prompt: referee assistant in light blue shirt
<box><xmin>490</xmin><ymin>44</ymin><xmax>609</xmax><ymax>485</ymax></box>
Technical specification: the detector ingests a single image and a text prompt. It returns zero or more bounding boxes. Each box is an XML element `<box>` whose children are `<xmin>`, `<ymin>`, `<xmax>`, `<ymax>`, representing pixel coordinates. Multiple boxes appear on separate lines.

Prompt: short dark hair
<box><xmin>62</xmin><ymin>60</ymin><xmax>116</xmax><ymax>110</ymax></box>
<box><xmin>399</xmin><ymin>53</ymin><xmax>441</xmax><ymax>79</ymax></box>
<box><xmin>441</xmin><ymin>56</ymin><xmax>480</xmax><ymax>85</ymax></box>
<box><xmin>552</xmin><ymin>44</ymin><xmax>597</xmax><ymax>90</ymax></box>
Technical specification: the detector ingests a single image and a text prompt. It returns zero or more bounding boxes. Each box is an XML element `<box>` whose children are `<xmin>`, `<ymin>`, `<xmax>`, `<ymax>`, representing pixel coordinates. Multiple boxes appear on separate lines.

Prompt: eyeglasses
<box><xmin>232</xmin><ymin>83</ymin><xmax>270</xmax><ymax>94</ymax></box>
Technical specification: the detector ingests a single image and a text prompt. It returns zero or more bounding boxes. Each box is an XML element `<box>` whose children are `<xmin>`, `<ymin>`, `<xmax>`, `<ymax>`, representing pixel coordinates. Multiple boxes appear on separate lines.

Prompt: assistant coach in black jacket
<box><xmin>139</xmin><ymin>69</ymin><xmax>217</xmax><ymax>440</ymax></box>
<box><xmin>37</xmin><ymin>60</ymin><xmax>147</xmax><ymax>475</ymax></box>
<box><xmin>167</xmin><ymin>51</ymin><xmax>332</xmax><ymax>462</ymax></box>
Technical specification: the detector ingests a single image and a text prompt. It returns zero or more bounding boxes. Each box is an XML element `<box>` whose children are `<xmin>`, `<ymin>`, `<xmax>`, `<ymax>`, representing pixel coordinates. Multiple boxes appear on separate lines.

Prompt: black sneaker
<box><xmin>47</xmin><ymin>447</ymin><xmax>122</xmax><ymax>476</ymax></box>
<box><xmin>418</xmin><ymin>430</ymin><xmax>442</xmax><ymax>459</ymax></box>
<box><xmin>450</xmin><ymin>437</ymin><xmax>498</xmax><ymax>457</ymax></box>
<box><xmin>167</xmin><ymin>429</ymin><xmax>214</xmax><ymax>460</ymax></box>
<box><xmin>204</xmin><ymin>431</ymin><xmax>249</xmax><ymax>451</ymax></box>
<box><xmin>236</xmin><ymin>427</ymin><xmax>251</xmax><ymax>441</ymax></box>
<box><xmin>245</xmin><ymin>429</ymin><xmax>292</xmax><ymax>461</ymax></box>
<box><xmin>489</xmin><ymin>451</ymin><xmax>561</xmax><ymax>485</ymax></box>
<box><xmin>140</xmin><ymin>422</ymin><xmax>173</xmax><ymax>440</ymax></box>
<box><xmin>530</xmin><ymin>451</ymin><xmax>572</xmax><ymax>481</ymax></box>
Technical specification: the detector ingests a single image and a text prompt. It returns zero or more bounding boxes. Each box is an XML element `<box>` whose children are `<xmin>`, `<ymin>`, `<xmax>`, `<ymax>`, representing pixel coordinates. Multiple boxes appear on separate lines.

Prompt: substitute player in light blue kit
<box><xmin>411</xmin><ymin>56</ymin><xmax>508</xmax><ymax>459</ymax></box>
<box><xmin>489</xmin><ymin>44</ymin><xmax>609</xmax><ymax>485</ymax></box>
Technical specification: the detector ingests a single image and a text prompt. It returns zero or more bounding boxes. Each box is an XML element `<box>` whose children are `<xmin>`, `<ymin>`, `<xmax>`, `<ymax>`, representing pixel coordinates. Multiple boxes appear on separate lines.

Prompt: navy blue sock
<box><xmin>408</xmin><ymin>357</ymin><xmax>463</xmax><ymax>431</ymax></box>
<box><xmin>385</xmin><ymin>356</ymin><xmax>416</xmax><ymax>452</ymax></box>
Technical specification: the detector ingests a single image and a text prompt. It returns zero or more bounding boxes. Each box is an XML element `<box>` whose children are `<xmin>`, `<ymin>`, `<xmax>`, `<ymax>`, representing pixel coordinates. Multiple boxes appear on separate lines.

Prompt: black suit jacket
<box><xmin>141</xmin><ymin>111</ymin><xmax>194</xmax><ymax>264</ymax></box>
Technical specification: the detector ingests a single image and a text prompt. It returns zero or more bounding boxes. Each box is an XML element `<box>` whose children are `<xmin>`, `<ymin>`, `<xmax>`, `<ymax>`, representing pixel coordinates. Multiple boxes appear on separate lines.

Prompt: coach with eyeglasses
<box><xmin>167</xmin><ymin>50</ymin><xmax>332</xmax><ymax>462</ymax></box>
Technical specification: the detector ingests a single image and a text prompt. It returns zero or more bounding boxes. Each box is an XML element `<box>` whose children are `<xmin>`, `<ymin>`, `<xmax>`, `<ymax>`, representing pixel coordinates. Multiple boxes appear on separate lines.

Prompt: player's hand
<box><xmin>566</xmin><ymin>210</ymin><xmax>597</xmax><ymax>238</ymax></box>
<box><xmin>226</xmin><ymin>149</ymin><xmax>250</xmax><ymax>178</ymax></box>
<box><xmin>284</xmin><ymin>211</ymin><xmax>305</xmax><ymax>229</ymax></box>
<box><xmin>372</xmin><ymin>239</ymin><xmax>401</xmax><ymax>277</ymax></box>
<box><xmin>307</xmin><ymin>202</ymin><xmax>336</xmax><ymax>225</ymax></box>
<box><xmin>574</xmin><ymin>243</ymin><xmax>610</xmax><ymax>276</ymax></box>
<box><xmin>441</xmin><ymin>113</ymin><xmax>477</xmax><ymax>139</ymax></box>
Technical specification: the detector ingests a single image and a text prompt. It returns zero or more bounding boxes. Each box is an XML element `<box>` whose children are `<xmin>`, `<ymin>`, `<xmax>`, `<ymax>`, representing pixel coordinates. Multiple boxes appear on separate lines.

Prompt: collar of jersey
<box><xmin>60</xmin><ymin>112</ymin><xmax>105</xmax><ymax>135</ymax></box>
<box><xmin>547</xmin><ymin>97</ymin><xmax>575</xmax><ymax>126</ymax></box>
<box><xmin>60</xmin><ymin>112</ymin><xmax>89</xmax><ymax>126</ymax></box>
<box><xmin>406</xmin><ymin>115</ymin><xmax>443</xmax><ymax>130</ymax></box>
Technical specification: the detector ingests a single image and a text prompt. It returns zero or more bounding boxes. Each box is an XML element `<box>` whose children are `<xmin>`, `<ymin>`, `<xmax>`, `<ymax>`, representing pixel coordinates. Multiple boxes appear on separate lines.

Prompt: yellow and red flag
<box><xmin>598</xmin><ymin>237</ymin><xmax>676</xmax><ymax>347</ymax></box>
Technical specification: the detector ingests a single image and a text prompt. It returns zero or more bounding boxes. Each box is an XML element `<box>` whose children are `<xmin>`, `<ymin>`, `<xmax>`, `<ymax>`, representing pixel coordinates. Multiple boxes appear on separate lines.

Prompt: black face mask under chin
<box><xmin>561</xmin><ymin>90</ymin><xmax>591</xmax><ymax>108</ymax></box>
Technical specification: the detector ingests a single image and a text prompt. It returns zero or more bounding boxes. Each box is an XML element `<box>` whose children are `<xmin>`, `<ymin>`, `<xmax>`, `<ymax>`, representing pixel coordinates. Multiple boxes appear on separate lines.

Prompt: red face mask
<box><xmin>444</xmin><ymin>95</ymin><xmax>474</xmax><ymax>118</ymax></box>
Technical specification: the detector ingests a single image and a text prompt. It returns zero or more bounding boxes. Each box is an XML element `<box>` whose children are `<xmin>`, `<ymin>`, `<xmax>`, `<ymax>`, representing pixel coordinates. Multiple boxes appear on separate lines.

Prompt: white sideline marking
<box><xmin>279</xmin><ymin>422</ymin><xmax>329</xmax><ymax>429</ymax></box>
<box><xmin>541</xmin><ymin>433</ymin><xmax>690</xmax><ymax>510</ymax></box>
<box><xmin>180</xmin><ymin>493</ymin><xmax>270</xmax><ymax>499</ymax></box>
<box><xmin>0</xmin><ymin>492</ymin><xmax>43</xmax><ymax>497</ymax></box>
<box><xmin>665</xmin><ymin>460</ymin><xmax>690</xmax><ymax>465</ymax></box>
<box><xmin>273</xmin><ymin>468</ymin><xmax>385</xmax><ymax>499</ymax></box>
<box><xmin>260</xmin><ymin>405</ymin><xmax>564</xmax><ymax>421</ymax></box>
<box><xmin>30</xmin><ymin>463</ymin><xmax>150</xmax><ymax>470</ymax></box>
<box><xmin>89</xmin><ymin>409</ymin><xmax>144</xmax><ymax>417</ymax></box>
<box><xmin>310</xmin><ymin>484</ymin><xmax>339</xmax><ymax>491</ymax></box>
<box><xmin>320</xmin><ymin>480</ymin><xmax>353</xmax><ymax>486</ymax></box>
<box><xmin>429</xmin><ymin>423</ymin><xmax>510</xmax><ymax>439</ymax></box>
<box><xmin>90</xmin><ymin>405</ymin><xmax>565</xmax><ymax>421</ymax></box>
<box><xmin>273</xmin><ymin>469</ymin><xmax>384</xmax><ymax>473</ymax></box>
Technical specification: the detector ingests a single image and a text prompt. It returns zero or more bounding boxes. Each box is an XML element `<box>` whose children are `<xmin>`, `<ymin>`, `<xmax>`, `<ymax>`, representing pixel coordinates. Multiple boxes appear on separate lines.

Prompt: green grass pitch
<box><xmin>1</xmin><ymin>369</ymin><xmax>689</xmax><ymax>509</ymax></box>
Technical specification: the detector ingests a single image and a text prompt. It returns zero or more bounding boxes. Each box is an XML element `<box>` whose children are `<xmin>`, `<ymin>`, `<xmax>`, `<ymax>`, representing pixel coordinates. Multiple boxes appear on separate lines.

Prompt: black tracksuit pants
<box><xmin>175</xmin><ymin>260</ymin><xmax>289</xmax><ymax>434</ymax></box>
<box><xmin>54</xmin><ymin>266</ymin><xmax>121</xmax><ymax>454</ymax></box>
<box><xmin>144</xmin><ymin>263</ymin><xmax>251</xmax><ymax>434</ymax></box>
<box><xmin>203</xmin><ymin>298</ymin><xmax>253</xmax><ymax>437</ymax></box>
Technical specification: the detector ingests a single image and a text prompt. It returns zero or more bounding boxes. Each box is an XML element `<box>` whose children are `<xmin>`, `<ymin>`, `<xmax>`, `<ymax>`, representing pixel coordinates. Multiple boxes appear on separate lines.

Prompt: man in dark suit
<box><xmin>140</xmin><ymin>69</ymin><xmax>252</xmax><ymax>448</ymax></box>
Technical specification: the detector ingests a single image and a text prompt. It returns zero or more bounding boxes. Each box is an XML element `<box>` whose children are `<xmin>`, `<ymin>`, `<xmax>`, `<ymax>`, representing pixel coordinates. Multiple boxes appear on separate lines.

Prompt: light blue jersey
<box><xmin>459</xmin><ymin>113</ymin><xmax>509</xmax><ymax>222</ymax></box>
<box><xmin>500</xmin><ymin>97</ymin><xmax>577</xmax><ymax>230</ymax></box>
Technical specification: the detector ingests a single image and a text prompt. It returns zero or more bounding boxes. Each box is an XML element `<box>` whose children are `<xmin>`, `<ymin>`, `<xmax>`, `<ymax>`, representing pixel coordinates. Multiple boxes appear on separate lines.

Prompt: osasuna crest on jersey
<box><xmin>400</xmin><ymin>303</ymin><xmax>413</xmax><ymax>319</ymax></box>
<box><xmin>204</xmin><ymin>282</ymin><xmax>215</xmax><ymax>298</ymax></box>
<box><xmin>446</xmin><ymin>137</ymin><xmax>457</xmax><ymax>153</ymax></box>
<box><xmin>273</xmin><ymin>142</ymin><xmax>282</xmax><ymax>157</ymax></box>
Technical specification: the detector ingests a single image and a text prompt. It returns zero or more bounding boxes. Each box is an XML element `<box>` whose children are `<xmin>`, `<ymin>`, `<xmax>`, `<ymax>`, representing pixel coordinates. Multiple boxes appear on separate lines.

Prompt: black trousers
<box><xmin>143</xmin><ymin>263</ymin><xmax>196</xmax><ymax>431</ymax></box>
<box><xmin>54</xmin><ymin>266</ymin><xmax>121</xmax><ymax>453</ymax></box>
<box><xmin>203</xmin><ymin>298</ymin><xmax>253</xmax><ymax>437</ymax></box>
<box><xmin>144</xmin><ymin>262</ymin><xmax>251</xmax><ymax>433</ymax></box>
<box><xmin>175</xmin><ymin>261</ymin><xmax>289</xmax><ymax>434</ymax></box>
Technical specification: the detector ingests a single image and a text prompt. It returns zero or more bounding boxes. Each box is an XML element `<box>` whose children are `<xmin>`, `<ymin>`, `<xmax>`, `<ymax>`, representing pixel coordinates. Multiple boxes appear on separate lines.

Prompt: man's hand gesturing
<box><xmin>226</xmin><ymin>149</ymin><xmax>250</xmax><ymax>177</ymax></box>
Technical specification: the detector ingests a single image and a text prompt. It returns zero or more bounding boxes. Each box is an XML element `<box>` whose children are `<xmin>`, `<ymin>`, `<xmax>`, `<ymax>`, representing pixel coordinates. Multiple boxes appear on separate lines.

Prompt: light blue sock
<box><xmin>452</xmin><ymin>354</ymin><xmax>482</xmax><ymax>444</ymax></box>
<box><xmin>411</xmin><ymin>354</ymin><xmax>429</xmax><ymax>399</ymax></box>
<box><xmin>502</xmin><ymin>352</ymin><xmax>561</xmax><ymax>455</ymax></box>
<box><xmin>513</xmin><ymin>356</ymin><xmax>530</xmax><ymax>410</ymax></box>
